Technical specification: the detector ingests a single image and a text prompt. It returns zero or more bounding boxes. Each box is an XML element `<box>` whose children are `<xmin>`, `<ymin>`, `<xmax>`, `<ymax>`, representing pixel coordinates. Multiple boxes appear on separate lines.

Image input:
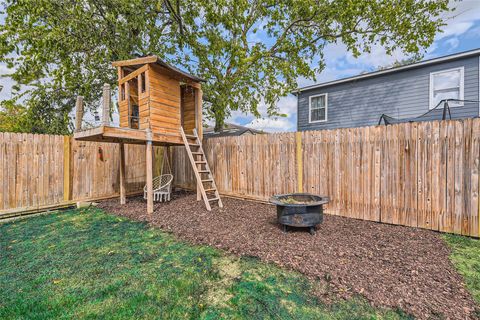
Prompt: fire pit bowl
<box><xmin>270</xmin><ymin>193</ymin><xmax>329</xmax><ymax>235</ymax></box>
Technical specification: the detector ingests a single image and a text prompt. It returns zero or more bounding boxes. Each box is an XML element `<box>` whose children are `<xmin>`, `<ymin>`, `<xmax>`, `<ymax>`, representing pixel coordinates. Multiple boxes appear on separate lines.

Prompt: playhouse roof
<box><xmin>112</xmin><ymin>55</ymin><xmax>206</xmax><ymax>83</ymax></box>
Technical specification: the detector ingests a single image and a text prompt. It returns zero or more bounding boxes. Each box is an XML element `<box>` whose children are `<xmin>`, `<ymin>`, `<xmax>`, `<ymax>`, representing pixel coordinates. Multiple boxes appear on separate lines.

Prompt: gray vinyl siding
<box><xmin>297</xmin><ymin>55</ymin><xmax>480</xmax><ymax>131</ymax></box>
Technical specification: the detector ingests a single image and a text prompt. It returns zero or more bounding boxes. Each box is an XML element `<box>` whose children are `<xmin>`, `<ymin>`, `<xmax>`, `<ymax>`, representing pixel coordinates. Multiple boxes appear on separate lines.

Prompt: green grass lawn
<box><xmin>0</xmin><ymin>208</ymin><xmax>412</xmax><ymax>319</ymax></box>
<box><xmin>444</xmin><ymin>234</ymin><xmax>480</xmax><ymax>306</ymax></box>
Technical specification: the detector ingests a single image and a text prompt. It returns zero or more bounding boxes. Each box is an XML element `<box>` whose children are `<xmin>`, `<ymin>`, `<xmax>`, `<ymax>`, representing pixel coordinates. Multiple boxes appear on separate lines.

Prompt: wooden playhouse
<box><xmin>74</xmin><ymin>56</ymin><xmax>222</xmax><ymax>213</ymax></box>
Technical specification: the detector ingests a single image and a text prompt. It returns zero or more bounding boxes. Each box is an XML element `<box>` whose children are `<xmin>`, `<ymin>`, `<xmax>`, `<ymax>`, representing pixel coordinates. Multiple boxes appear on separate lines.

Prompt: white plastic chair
<box><xmin>144</xmin><ymin>174</ymin><xmax>173</xmax><ymax>202</ymax></box>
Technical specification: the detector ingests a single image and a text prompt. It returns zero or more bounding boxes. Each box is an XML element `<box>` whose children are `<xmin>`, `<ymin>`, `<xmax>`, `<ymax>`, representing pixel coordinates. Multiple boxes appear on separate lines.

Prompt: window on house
<box><xmin>429</xmin><ymin>67</ymin><xmax>464</xmax><ymax>109</ymax></box>
<box><xmin>309</xmin><ymin>94</ymin><xmax>327</xmax><ymax>123</ymax></box>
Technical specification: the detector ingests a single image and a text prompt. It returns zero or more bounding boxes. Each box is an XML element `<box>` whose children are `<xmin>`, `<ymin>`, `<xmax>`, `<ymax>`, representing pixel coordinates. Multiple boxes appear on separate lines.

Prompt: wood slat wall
<box><xmin>173</xmin><ymin>119</ymin><xmax>480</xmax><ymax>237</ymax></box>
<box><xmin>0</xmin><ymin>133</ymin><xmax>64</xmax><ymax>212</ymax></box>
<box><xmin>71</xmin><ymin>141</ymin><xmax>147</xmax><ymax>200</ymax></box>
<box><xmin>0</xmin><ymin>134</ymin><xmax>157</xmax><ymax>215</ymax></box>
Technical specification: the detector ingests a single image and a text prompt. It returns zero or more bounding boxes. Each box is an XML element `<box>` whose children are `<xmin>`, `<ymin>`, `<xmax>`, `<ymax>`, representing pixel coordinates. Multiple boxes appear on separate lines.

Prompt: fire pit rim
<box><xmin>269</xmin><ymin>193</ymin><xmax>329</xmax><ymax>207</ymax></box>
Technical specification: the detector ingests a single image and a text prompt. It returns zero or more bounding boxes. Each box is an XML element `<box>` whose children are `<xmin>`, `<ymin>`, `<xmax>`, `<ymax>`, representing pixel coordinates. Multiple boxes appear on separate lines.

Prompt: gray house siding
<box><xmin>297</xmin><ymin>55</ymin><xmax>480</xmax><ymax>131</ymax></box>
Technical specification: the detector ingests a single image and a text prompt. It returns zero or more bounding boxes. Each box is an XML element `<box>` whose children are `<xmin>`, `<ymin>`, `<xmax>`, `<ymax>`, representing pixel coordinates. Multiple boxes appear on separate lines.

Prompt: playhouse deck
<box><xmin>74</xmin><ymin>125</ymin><xmax>185</xmax><ymax>146</ymax></box>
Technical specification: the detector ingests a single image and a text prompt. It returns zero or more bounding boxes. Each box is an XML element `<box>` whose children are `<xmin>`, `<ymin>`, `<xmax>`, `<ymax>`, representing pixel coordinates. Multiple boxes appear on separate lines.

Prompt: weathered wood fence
<box><xmin>1</xmin><ymin>119</ymin><xmax>479</xmax><ymax>237</ymax></box>
<box><xmin>0</xmin><ymin>133</ymin><xmax>149</xmax><ymax>217</ymax></box>
<box><xmin>174</xmin><ymin>119</ymin><xmax>480</xmax><ymax>238</ymax></box>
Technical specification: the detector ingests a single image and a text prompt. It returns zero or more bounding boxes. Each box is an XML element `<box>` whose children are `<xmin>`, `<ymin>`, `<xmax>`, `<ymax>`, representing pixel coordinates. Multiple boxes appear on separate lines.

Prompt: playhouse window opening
<box><xmin>140</xmin><ymin>73</ymin><xmax>146</xmax><ymax>93</ymax></box>
<box><xmin>130</xmin><ymin>104</ymin><xmax>139</xmax><ymax>129</ymax></box>
<box><xmin>120</xmin><ymin>83</ymin><xmax>126</xmax><ymax>101</ymax></box>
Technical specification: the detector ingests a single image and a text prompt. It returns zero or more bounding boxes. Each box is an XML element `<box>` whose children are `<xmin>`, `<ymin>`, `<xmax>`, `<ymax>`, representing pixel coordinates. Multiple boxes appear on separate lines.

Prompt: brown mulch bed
<box><xmin>97</xmin><ymin>191</ymin><xmax>478</xmax><ymax>319</ymax></box>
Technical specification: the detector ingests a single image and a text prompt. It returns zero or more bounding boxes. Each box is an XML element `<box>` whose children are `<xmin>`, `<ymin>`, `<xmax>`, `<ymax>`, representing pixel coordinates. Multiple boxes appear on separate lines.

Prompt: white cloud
<box><xmin>226</xmin><ymin>95</ymin><xmax>297</xmax><ymax>132</ymax></box>
<box><xmin>438</xmin><ymin>0</ymin><xmax>480</xmax><ymax>39</ymax></box>
<box><xmin>439</xmin><ymin>21</ymin><xmax>474</xmax><ymax>39</ymax></box>
<box><xmin>246</xmin><ymin>117</ymin><xmax>295</xmax><ymax>132</ymax></box>
<box><xmin>466</xmin><ymin>24</ymin><xmax>480</xmax><ymax>37</ymax></box>
<box><xmin>445</xmin><ymin>37</ymin><xmax>460</xmax><ymax>50</ymax></box>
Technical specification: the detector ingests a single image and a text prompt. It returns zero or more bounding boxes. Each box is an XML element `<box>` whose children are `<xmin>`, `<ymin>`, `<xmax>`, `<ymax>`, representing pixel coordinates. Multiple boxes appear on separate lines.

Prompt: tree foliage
<box><xmin>0</xmin><ymin>0</ymin><xmax>451</xmax><ymax>133</ymax></box>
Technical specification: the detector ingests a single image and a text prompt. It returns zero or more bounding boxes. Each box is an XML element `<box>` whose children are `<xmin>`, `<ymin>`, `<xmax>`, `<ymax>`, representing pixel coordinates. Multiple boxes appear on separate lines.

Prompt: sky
<box><xmin>238</xmin><ymin>0</ymin><xmax>480</xmax><ymax>132</ymax></box>
<box><xmin>1</xmin><ymin>1</ymin><xmax>480</xmax><ymax>132</ymax></box>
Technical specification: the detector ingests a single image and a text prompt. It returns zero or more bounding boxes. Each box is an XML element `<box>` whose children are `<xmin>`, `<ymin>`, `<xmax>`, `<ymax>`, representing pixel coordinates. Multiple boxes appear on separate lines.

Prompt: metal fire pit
<box><xmin>270</xmin><ymin>193</ymin><xmax>329</xmax><ymax>235</ymax></box>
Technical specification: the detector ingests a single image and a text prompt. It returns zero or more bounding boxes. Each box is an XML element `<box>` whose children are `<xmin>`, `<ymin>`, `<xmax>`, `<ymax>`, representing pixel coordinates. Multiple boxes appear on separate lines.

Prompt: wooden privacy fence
<box><xmin>0</xmin><ymin>133</ymin><xmax>151</xmax><ymax>216</ymax></box>
<box><xmin>2</xmin><ymin>119</ymin><xmax>479</xmax><ymax>237</ymax></box>
<box><xmin>174</xmin><ymin>119</ymin><xmax>480</xmax><ymax>238</ymax></box>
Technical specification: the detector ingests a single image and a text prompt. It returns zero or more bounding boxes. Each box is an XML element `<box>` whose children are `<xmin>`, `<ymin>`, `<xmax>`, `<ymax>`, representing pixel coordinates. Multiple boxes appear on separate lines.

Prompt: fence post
<box><xmin>296</xmin><ymin>131</ymin><xmax>303</xmax><ymax>193</ymax></box>
<box><xmin>63</xmin><ymin>136</ymin><xmax>72</xmax><ymax>201</ymax></box>
<box><xmin>75</xmin><ymin>96</ymin><xmax>84</xmax><ymax>132</ymax></box>
<box><xmin>102</xmin><ymin>83</ymin><xmax>111</xmax><ymax>126</ymax></box>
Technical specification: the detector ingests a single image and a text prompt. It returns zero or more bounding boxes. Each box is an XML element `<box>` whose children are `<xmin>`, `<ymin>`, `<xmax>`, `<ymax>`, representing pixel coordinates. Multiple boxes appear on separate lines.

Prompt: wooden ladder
<box><xmin>180</xmin><ymin>127</ymin><xmax>223</xmax><ymax>211</ymax></box>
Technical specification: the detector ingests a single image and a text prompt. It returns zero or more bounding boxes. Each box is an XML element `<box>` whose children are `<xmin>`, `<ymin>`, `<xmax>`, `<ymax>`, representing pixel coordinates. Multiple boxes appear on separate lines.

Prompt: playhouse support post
<box><xmin>195</xmin><ymin>86</ymin><xmax>203</xmax><ymax>201</ymax></box>
<box><xmin>74</xmin><ymin>96</ymin><xmax>84</xmax><ymax>132</ymax></box>
<box><xmin>119</xmin><ymin>142</ymin><xmax>126</xmax><ymax>204</ymax></box>
<box><xmin>166</xmin><ymin>146</ymin><xmax>173</xmax><ymax>185</ymax></box>
<box><xmin>146</xmin><ymin>129</ymin><xmax>154</xmax><ymax>214</ymax></box>
<box><xmin>102</xmin><ymin>83</ymin><xmax>111</xmax><ymax>126</ymax></box>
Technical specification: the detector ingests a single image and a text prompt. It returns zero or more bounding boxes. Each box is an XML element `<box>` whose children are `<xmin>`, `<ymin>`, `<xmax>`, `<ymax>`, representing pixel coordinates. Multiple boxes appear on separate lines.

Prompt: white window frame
<box><xmin>309</xmin><ymin>93</ymin><xmax>328</xmax><ymax>123</ymax></box>
<box><xmin>429</xmin><ymin>66</ymin><xmax>464</xmax><ymax>109</ymax></box>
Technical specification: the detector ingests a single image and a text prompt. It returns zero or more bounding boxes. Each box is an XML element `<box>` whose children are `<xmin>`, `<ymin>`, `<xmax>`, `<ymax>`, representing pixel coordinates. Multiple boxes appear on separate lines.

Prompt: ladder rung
<box><xmin>205</xmin><ymin>188</ymin><xmax>216</xmax><ymax>192</ymax></box>
<box><xmin>192</xmin><ymin>152</ymin><xmax>203</xmax><ymax>155</ymax></box>
<box><xmin>208</xmin><ymin>197</ymin><xmax>219</xmax><ymax>202</ymax></box>
<box><xmin>198</xmin><ymin>170</ymin><xmax>209</xmax><ymax>173</ymax></box>
<box><xmin>195</xmin><ymin>160</ymin><xmax>206</xmax><ymax>164</ymax></box>
<box><xmin>202</xmin><ymin>179</ymin><xmax>213</xmax><ymax>182</ymax></box>
<box><xmin>185</xmin><ymin>134</ymin><xmax>197</xmax><ymax>139</ymax></box>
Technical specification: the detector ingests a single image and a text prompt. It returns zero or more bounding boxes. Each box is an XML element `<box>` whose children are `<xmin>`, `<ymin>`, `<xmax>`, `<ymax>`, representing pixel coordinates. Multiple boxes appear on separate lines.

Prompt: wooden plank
<box><xmin>15</xmin><ymin>133</ymin><xmax>23</xmax><ymax>209</ymax></box>
<box><xmin>431</xmin><ymin>121</ymin><xmax>441</xmax><ymax>231</ymax></box>
<box><xmin>408</xmin><ymin>123</ymin><xmax>418</xmax><ymax>227</ymax></box>
<box><xmin>296</xmin><ymin>132</ymin><xmax>303</xmax><ymax>193</ymax></box>
<box><xmin>119</xmin><ymin>143</ymin><xmax>126</xmax><ymax>204</ymax></box>
<box><xmin>454</xmin><ymin>120</ymin><xmax>464</xmax><ymax>234</ymax></box>
<box><xmin>118</xmin><ymin>64</ymin><xmax>148</xmax><ymax>84</ymax></box>
<box><xmin>445</xmin><ymin>122</ymin><xmax>454</xmax><ymax>233</ymax></box>
<box><xmin>462</xmin><ymin>119</ymin><xmax>472</xmax><ymax>235</ymax></box>
<box><xmin>471</xmin><ymin>119</ymin><xmax>480</xmax><ymax>237</ymax></box>
<box><xmin>146</xmin><ymin>138</ymin><xmax>154</xmax><ymax>214</ymax></box>
<box><xmin>195</xmin><ymin>86</ymin><xmax>203</xmax><ymax>139</ymax></box>
<box><xmin>63</xmin><ymin>136</ymin><xmax>71</xmax><ymax>201</ymax></box>
<box><xmin>417</xmin><ymin>122</ymin><xmax>429</xmax><ymax>229</ymax></box>
<box><xmin>380</xmin><ymin>125</ymin><xmax>388</xmax><ymax>223</ymax></box>
<box><xmin>112</xmin><ymin>55</ymin><xmax>157</xmax><ymax>67</ymax></box>
<box><xmin>398</xmin><ymin>124</ymin><xmax>407</xmax><ymax>226</ymax></box>
<box><xmin>3</xmin><ymin>133</ymin><xmax>10</xmax><ymax>210</ymax></box>
<box><xmin>149</xmin><ymin>114</ymin><xmax>181</xmax><ymax>126</ymax></box>
<box><xmin>0</xmin><ymin>133</ymin><xmax>4</xmax><ymax>211</ymax></box>
<box><xmin>75</xmin><ymin>96</ymin><xmax>84</xmax><ymax>132</ymax></box>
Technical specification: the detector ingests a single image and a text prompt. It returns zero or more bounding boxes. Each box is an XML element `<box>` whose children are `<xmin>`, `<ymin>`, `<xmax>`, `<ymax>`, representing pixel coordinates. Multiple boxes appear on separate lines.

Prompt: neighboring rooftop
<box><xmin>203</xmin><ymin>123</ymin><xmax>264</xmax><ymax>138</ymax></box>
<box><xmin>294</xmin><ymin>48</ymin><xmax>480</xmax><ymax>93</ymax></box>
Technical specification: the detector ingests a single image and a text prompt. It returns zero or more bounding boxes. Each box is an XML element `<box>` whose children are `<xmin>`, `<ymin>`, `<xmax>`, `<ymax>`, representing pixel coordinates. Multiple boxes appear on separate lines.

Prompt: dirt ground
<box><xmin>98</xmin><ymin>191</ymin><xmax>478</xmax><ymax>319</ymax></box>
